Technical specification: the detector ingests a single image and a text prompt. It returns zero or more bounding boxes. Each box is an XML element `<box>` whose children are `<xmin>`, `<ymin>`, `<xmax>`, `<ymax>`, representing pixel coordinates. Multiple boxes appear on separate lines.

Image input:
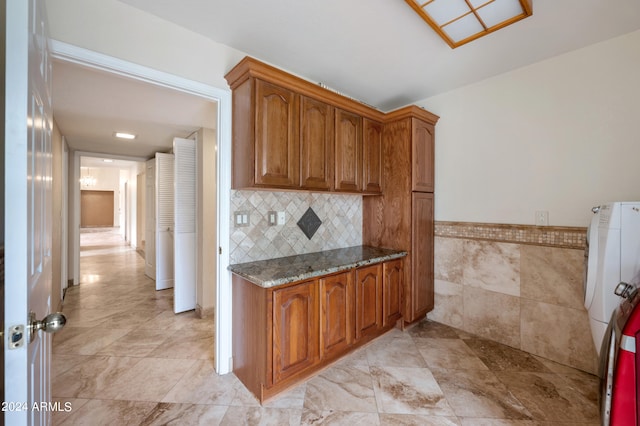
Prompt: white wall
<box><xmin>44</xmin><ymin>0</ymin><xmax>246</xmax><ymax>91</ymax></box>
<box><xmin>419</xmin><ymin>29</ymin><xmax>640</xmax><ymax>228</ymax></box>
<box><xmin>195</xmin><ymin>128</ymin><xmax>217</xmax><ymax>317</ymax></box>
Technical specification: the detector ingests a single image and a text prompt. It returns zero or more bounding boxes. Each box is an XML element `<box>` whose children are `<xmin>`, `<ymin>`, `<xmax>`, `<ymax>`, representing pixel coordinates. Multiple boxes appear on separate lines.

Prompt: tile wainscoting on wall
<box><xmin>230</xmin><ymin>190</ymin><xmax>362</xmax><ymax>264</ymax></box>
<box><xmin>429</xmin><ymin>222</ymin><xmax>598</xmax><ymax>374</ymax></box>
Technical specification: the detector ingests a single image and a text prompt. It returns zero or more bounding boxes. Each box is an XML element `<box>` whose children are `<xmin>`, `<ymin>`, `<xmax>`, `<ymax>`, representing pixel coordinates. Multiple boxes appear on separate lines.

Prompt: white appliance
<box><xmin>584</xmin><ymin>202</ymin><xmax>640</xmax><ymax>355</ymax></box>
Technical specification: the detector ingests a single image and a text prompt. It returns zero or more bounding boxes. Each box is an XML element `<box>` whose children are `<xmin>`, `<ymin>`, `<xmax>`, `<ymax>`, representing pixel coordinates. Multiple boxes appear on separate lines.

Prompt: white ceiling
<box><xmin>118</xmin><ymin>0</ymin><xmax>640</xmax><ymax>111</ymax></box>
<box><xmin>52</xmin><ymin>60</ymin><xmax>217</xmax><ymax>160</ymax></box>
<box><xmin>53</xmin><ymin>0</ymin><xmax>640</xmax><ymax>160</ymax></box>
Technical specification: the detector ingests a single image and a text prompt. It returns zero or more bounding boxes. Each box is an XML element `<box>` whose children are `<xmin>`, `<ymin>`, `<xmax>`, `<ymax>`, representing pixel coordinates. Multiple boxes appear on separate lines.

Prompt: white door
<box><xmin>4</xmin><ymin>1</ymin><xmax>63</xmax><ymax>424</ymax></box>
<box><xmin>155</xmin><ymin>153</ymin><xmax>175</xmax><ymax>291</ymax></box>
<box><xmin>144</xmin><ymin>159</ymin><xmax>156</xmax><ymax>279</ymax></box>
<box><xmin>173</xmin><ymin>137</ymin><xmax>197</xmax><ymax>313</ymax></box>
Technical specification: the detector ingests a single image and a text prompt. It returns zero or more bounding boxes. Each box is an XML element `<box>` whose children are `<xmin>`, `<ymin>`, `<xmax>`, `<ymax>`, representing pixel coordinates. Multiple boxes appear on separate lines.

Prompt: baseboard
<box><xmin>196</xmin><ymin>304</ymin><xmax>215</xmax><ymax>319</ymax></box>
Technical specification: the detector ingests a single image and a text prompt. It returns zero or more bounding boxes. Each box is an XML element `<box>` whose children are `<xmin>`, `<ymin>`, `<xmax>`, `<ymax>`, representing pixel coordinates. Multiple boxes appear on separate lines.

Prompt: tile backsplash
<box><xmin>230</xmin><ymin>190</ymin><xmax>362</xmax><ymax>264</ymax></box>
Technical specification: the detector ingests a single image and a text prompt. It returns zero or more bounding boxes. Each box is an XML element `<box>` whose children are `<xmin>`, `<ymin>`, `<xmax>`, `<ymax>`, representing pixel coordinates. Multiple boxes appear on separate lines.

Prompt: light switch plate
<box><xmin>267</xmin><ymin>211</ymin><xmax>277</xmax><ymax>226</ymax></box>
<box><xmin>234</xmin><ymin>211</ymin><xmax>250</xmax><ymax>227</ymax></box>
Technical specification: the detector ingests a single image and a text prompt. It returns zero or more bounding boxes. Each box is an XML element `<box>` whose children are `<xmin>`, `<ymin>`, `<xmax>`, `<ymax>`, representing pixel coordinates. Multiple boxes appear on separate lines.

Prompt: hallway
<box><xmin>52</xmin><ymin>228</ymin><xmax>217</xmax><ymax>424</ymax></box>
<box><xmin>51</xmin><ymin>229</ymin><xmax>600</xmax><ymax>425</ymax></box>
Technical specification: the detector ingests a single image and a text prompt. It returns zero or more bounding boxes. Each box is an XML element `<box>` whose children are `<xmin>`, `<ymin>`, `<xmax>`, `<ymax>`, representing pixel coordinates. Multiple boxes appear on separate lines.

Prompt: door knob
<box><xmin>29</xmin><ymin>311</ymin><xmax>66</xmax><ymax>343</ymax></box>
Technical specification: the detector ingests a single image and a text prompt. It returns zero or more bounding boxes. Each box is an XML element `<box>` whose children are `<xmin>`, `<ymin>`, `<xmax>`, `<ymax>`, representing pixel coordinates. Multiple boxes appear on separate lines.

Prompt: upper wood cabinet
<box><xmin>300</xmin><ymin>96</ymin><xmax>334</xmax><ymax>191</ymax></box>
<box><xmin>411</xmin><ymin>118</ymin><xmax>435</xmax><ymax>193</ymax></box>
<box><xmin>363</xmin><ymin>119</ymin><xmax>383</xmax><ymax>193</ymax></box>
<box><xmin>225</xmin><ymin>57</ymin><xmax>384</xmax><ymax>194</ymax></box>
<box><xmin>255</xmin><ymin>80</ymin><xmax>300</xmax><ymax>188</ymax></box>
<box><xmin>334</xmin><ymin>109</ymin><xmax>362</xmax><ymax>192</ymax></box>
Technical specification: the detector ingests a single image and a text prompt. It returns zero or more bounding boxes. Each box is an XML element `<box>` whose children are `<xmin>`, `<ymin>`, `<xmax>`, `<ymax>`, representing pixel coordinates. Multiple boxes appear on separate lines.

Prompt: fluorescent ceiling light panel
<box><xmin>114</xmin><ymin>132</ymin><xmax>137</xmax><ymax>140</ymax></box>
<box><xmin>103</xmin><ymin>159</ymin><xmax>114</xmax><ymax>163</ymax></box>
<box><xmin>406</xmin><ymin>0</ymin><xmax>532</xmax><ymax>48</ymax></box>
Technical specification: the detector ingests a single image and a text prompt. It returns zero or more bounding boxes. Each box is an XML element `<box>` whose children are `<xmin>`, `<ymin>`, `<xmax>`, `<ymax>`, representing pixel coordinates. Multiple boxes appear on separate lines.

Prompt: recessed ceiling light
<box><xmin>114</xmin><ymin>132</ymin><xmax>137</xmax><ymax>140</ymax></box>
<box><xmin>103</xmin><ymin>159</ymin><xmax>114</xmax><ymax>163</ymax></box>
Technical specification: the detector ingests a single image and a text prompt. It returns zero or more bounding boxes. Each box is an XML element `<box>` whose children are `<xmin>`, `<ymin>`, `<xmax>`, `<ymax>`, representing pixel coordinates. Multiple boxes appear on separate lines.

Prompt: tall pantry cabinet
<box><xmin>363</xmin><ymin>106</ymin><xmax>439</xmax><ymax>325</ymax></box>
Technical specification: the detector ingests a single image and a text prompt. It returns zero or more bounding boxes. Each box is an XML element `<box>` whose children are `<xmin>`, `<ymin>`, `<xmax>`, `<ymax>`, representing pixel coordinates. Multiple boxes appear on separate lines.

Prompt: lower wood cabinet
<box><xmin>232</xmin><ymin>258</ymin><xmax>404</xmax><ymax>403</ymax></box>
<box><xmin>355</xmin><ymin>263</ymin><xmax>382</xmax><ymax>340</ymax></box>
<box><xmin>383</xmin><ymin>259</ymin><xmax>403</xmax><ymax>327</ymax></box>
<box><xmin>319</xmin><ymin>271</ymin><xmax>353</xmax><ymax>359</ymax></box>
<box><xmin>273</xmin><ymin>280</ymin><xmax>319</xmax><ymax>383</ymax></box>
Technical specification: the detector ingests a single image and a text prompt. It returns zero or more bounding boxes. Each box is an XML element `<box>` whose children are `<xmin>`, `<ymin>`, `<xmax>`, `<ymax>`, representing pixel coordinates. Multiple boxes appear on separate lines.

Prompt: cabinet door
<box><xmin>319</xmin><ymin>272</ymin><xmax>353</xmax><ymax>359</ymax></box>
<box><xmin>255</xmin><ymin>79</ymin><xmax>299</xmax><ymax>188</ymax></box>
<box><xmin>355</xmin><ymin>263</ymin><xmax>382</xmax><ymax>340</ymax></box>
<box><xmin>300</xmin><ymin>96</ymin><xmax>333</xmax><ymax>190</ymax></box>
<box><xmin>363</xmin><ymin>119</ymin><xmax>383</xmax><ymax>193</ymax></box>
<box><xmin>383</xmin><ymin>259</ymin><xmax>403</xmax><ymax>327</ymax></box>
<box><xmin>334</xmin><ymin>109</ymin><xmax>362</xmax><ymax>192</ymax></box>
<box><xmin>411</xmin><ymin>118</ymin><xmax>435</xmax><ymax>192</ymax></box>
<box><xmin>409</xmin><ymin>192</ymin><xmax>434</xmax><ymax>322</ymax></box>
<box><xmin>273</xmin><ymin>280</ymin><xmax>319</xmax><ymax>383</ymax></box>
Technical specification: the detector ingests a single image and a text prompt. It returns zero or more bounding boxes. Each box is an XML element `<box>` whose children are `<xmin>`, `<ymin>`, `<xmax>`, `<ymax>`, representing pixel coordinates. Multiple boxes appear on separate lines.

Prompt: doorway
<box><xmin>51</xmin><ymin>42</ymin><xmax>232</xmax><ymax>375</ymax></box>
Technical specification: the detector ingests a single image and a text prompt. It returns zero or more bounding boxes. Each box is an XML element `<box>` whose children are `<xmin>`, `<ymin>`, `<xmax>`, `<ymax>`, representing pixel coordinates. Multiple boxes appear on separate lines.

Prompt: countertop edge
<box><xmin>230</xmin><ymin>250</ymin><xmax>407</xmax><ymax>289</ymax></box>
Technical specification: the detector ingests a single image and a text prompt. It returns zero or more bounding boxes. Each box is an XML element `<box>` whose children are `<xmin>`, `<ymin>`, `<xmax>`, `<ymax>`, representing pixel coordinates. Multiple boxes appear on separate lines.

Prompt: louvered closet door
<box><xmin>156</xmin><ymin>152</ymin><xmax>175</xmax><ymax>290</ymax></box>
<box><xmin>173</xmin><ymin>137</ymin><xmax>197</xmax><ymax>313</ymax></box>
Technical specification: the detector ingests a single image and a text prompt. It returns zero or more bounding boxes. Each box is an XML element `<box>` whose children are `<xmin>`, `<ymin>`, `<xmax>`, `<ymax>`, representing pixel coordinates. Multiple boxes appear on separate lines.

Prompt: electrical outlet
<box><xmin>277</xmin><ymin>211</ymin><xmax>286</xmax><ymax>225</ymax></box>
<box><xmin>535</xmin><ymin>210</ymin><xmax>549</xmax><ymax>226</ymax></box>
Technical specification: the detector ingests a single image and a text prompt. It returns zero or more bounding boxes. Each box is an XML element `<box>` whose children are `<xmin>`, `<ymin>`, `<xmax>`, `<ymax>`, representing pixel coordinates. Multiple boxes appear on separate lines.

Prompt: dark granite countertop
<box><xmin>228</xmin><ymin>245</ymin><xmax>407</xmax><ymax>288</ymax></box>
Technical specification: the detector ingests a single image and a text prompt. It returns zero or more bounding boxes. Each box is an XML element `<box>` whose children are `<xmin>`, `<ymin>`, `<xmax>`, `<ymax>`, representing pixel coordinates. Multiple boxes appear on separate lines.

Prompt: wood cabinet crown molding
<box><xmin>225</xmin><ymin>56</ymin><xmax>387</xmax><ymax>122</ymax></box>
<box><xmin>383</xmin><ymin>105</ymin><xmax>440</xmax><ymax>125</ymax></box>
<box><xmin>225</xmin><ymin>57</ymin><xmax>440</xmax><ymax>125</ymax></box>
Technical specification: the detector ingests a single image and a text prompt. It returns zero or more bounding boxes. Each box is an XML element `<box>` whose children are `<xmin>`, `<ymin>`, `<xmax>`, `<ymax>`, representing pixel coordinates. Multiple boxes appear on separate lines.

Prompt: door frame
<box><xmin>50</xmin><ymin>41</ymin><xmax>233</xmax><ymax>374</ymax></box>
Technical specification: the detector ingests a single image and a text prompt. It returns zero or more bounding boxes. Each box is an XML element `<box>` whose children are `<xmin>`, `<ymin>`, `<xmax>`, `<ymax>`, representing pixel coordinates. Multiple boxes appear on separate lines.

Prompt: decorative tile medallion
<box><xmin>297</xmin><ymin>207</ymin><xmax>322</xmax><ymax>240</ymax></box>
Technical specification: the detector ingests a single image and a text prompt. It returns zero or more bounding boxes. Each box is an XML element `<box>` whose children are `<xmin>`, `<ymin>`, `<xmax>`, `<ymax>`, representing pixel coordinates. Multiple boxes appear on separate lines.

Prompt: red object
<box><xmin>610</xmin><ymin>290</ymin><xmax>640</xmax><ymax>425</ymax></box>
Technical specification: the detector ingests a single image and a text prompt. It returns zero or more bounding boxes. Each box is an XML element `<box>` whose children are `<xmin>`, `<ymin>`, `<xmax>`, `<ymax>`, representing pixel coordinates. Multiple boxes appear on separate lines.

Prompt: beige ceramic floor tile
<box><xmin>95</xmin><ymin>328</ymin><xmax>170</xmax><ymax>357</ymax></box>
<box><xmin>494</xmin><ymin>371</ymin><xmax>599</xmax><ymax>423</ymax></box>
<box><xmin>220</xmin><ymin>406</ymin><xmax>303</xmax><ymax>426</ymax></box>
<box><xmin>161</xmin><ymin>359</ymin><xmax>239</xmax><ymax>405</ymax></box>
<box><xmin>303</xmin><ymin>363</ymin><xmax>377</xmax><ymax>413</ymax></box>
<box><xmin>99</xmin><ymin>357</ymin><xmax>197</xmax><ymax>401</ymax></box>
<box><xmin>301</xmin><ymin>409</ymin><xmax>381</xmax><ymax>425</ymax></box>
<box><xmin>371</xmin><ymin>366</ymin><xmax>455</xmax><ymax>416</ymax></box>
<box><xmin>57</xmin><ymin>399</ymin><xmax>157</xmax><ymax>426</ymax></box>
<box><xmin>414</xmin><ymin>338</ymin><xmax>489</xmax><ymax>371</ymax></box>
<box><xmin>431</xmin><ymin>369</ymin><xmax>532</xmax><ymax>420</ymax></box>
<box><xmin>366</xmin><ymin>331</ymin><xmax>428</xmax><ymax>368</ymax></box>
<box><xmin>139</xmin><ymin>403</ymin><xmax>228</xmax><ymax>426</ymax></box>
<box><xmin>379</xmin><ymin>413</ymin><xmax>461</xmax><ymax>425</ymax></box>
<box><xmin>52</xmin><ymin>355</ymin><xmax>143</xmax><ymax>399</ymax></box>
